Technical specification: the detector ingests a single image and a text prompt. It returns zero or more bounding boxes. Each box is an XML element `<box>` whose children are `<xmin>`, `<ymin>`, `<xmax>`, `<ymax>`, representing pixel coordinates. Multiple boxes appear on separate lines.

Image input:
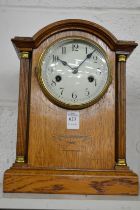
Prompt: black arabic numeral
<box><xmin>94</xmin><ymin>79</ymin><xmax>97</xmax><ymax>86</ymax></box>
<box><xmin>72</xmin><ymin>44</ymin><xmax>79</xmax><ymax>51</ymax></box>
<box><xmin>85</xmin><ymin>46</ymin><xmax>88</xmax><ymax>54</ymax></box>
<box><xmin>72</xmin><ymin>92</ymin><xmax>77</xmax><ymax>99</ymax></box>
<box><xmin>62</xmin><ymin>47</ymin><xmax>66</xmax><ymax>54</ymax></box>
<box><xmin>51</xmin><ymin>80</ymin><xmax>56</xmax><ymax>87</ymax></box>
<box><xmin>60</xmin><ymin>87</ymin><xmax>64</xmax><ymax>95</ymax></box>
<box><xmin>53</xmin><ymin>55</ymin><xmax>59</xmax><ymax>62</ymax></box>
<box><xmin>93</xmin><ymin>55</ymin><xmax>98</xmax><ymax>63</ymax></box>
<box><xmin>85</xmin><ymin>88</ymin><xmax>90</xmax><ymax>96</ymax></box>
<box><xmin>48</xmin><ymin>67</ymin><xmax>53</xmax><ymax>73</ymax></box>
<box><xmin>97</xmin><ymin>68</ymin><xmax>102</xmax><ymax>75</ymax></box>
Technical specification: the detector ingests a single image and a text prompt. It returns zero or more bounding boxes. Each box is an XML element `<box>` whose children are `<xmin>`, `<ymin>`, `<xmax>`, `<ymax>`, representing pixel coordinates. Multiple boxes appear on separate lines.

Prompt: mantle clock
<box><xmin>4</xmin><ymin>19</ymin><xmax>139</xmax><ymax>195</ymax></box>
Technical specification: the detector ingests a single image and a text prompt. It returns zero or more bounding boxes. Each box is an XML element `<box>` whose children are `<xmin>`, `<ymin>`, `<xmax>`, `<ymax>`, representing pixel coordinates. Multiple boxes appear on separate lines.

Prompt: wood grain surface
<box><xmin>116</xmin><ymin>59</ymin><xmax>126</xmax><ymax>160</ymax></box>
<box><xmin>3</xmin><ymin>19</ymin><xmax>138</xmax><ymax>195</ymax></box>
<box><xmin>28</xmin><ymin>30</ymin><xmax>115</xmax><ymax>170</ymax></box>
<box><xmin>16</xmin><ymin>56</ymin><xmax>31</xmax><ymax>160</ymax></box>
<box><xmin>12</xmin><ymin>19</ymin><xmax>137</xmax><ymax>54</ymax></box>
<box><xmin>4</xmin><ymin>168</ymin><xmax>138</xmax><ymax>195</ymax></box>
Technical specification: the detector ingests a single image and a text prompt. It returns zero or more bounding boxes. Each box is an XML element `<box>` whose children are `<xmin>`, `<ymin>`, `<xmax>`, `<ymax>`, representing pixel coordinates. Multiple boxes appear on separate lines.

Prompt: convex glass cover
<box><xmin>38</xmin><ymin>37</ymin><xmax>110</xmax><ymax>109</ymax></box>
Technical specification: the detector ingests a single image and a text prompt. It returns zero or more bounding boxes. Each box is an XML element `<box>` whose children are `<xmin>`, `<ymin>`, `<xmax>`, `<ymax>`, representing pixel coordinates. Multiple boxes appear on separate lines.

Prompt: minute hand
<box><xmin>73</xmin><ymin>50</ymin><xmax>96</xmax><ymax>74</ymax></box>
<box><xmin>77</xmin><ymin>50</ymin><xmax>96</xmax><ymax>68</ymax></box>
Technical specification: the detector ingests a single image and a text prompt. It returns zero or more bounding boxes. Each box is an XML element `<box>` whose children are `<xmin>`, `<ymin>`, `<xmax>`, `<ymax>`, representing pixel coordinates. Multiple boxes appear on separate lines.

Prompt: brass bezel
<box><xmin>37</xmin><ymin>36</ymin><xmax>112</xmax><ymax>110</ymax></box>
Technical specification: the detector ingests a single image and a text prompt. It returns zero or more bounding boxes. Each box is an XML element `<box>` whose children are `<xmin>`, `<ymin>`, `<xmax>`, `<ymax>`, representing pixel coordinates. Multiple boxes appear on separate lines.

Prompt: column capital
<box><xmin>20</xmin><ymin>51</ymin><xmax>30</xmax><ymax>59</ymax></box>
<box><xmin>118</xmin><ymin>54</ymin><xmax>127</xmax><ymax>62</ymax></box>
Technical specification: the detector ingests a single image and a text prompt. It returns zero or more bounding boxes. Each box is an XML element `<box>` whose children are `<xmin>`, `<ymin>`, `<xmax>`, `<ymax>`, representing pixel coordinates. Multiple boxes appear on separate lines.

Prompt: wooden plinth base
<box><xmin>3</xmin><ymin>167</ymin><xmax>138</xmax><ymax>195</ymax></box>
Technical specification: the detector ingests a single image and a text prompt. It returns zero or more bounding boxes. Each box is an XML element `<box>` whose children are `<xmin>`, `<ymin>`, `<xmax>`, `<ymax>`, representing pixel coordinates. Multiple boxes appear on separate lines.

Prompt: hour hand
<box><xmin>58</xmin><ymin>57</ymin><xmax>73</xmax><ymax>70</ymax></box>
<box><xmin>58</xmin><ymin>58</ymin><xmax>67</xmax><ymax>66</ymax></box>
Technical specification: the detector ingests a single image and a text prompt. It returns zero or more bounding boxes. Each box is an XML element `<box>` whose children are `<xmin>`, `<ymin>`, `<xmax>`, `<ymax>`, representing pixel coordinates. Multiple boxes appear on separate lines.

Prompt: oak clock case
<box><xmin>3</xmin><ymin>19</ymin><xmax>139</xmax><ymax>195</ymax></box>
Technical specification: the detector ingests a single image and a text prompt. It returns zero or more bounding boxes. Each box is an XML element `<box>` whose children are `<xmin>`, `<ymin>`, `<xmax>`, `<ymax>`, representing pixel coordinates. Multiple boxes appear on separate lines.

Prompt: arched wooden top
<box><xmin>12</xmin><ymin>19</ymin><xmax>137</xmax><ymax>56</ymax></box>
<box><xmin>33</xmin><ymin>19</ymin><xmax>118</xmax><ymax>49</ymax></box>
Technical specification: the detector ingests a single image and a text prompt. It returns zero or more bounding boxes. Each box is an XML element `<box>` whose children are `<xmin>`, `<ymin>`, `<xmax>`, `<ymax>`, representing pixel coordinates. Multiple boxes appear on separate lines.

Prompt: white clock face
<box><xmin>38</xmin><ymin>38</ymin><xmax>110</xmax><ymax>109</ymax></box>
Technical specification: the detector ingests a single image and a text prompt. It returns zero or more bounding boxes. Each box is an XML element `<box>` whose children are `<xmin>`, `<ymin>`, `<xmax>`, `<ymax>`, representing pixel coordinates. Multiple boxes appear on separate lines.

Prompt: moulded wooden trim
<box><xmin>4</xmin><ymin>167</ymin><xmax>138</xmax><ymax>195</ymax></box>
<box><xmin>11</xmin><ymin>19</ymin><xmax>138</xmax><ymax>57</ymax></box>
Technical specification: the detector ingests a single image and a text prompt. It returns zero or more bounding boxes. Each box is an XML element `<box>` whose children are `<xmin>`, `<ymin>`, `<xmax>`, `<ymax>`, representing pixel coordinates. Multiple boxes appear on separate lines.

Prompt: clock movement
<box><xmin>3</xmin><ymin>19</ymin><xmax>138</xmax><ymax>195</ymax></box>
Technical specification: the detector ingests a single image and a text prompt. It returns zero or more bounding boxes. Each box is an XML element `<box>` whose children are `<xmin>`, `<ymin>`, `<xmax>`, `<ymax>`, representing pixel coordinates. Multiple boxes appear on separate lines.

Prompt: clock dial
<box><xmin>38</xmin><ymin>38</ymin><xmax>111</xmax><ymax>109</ymax></box>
